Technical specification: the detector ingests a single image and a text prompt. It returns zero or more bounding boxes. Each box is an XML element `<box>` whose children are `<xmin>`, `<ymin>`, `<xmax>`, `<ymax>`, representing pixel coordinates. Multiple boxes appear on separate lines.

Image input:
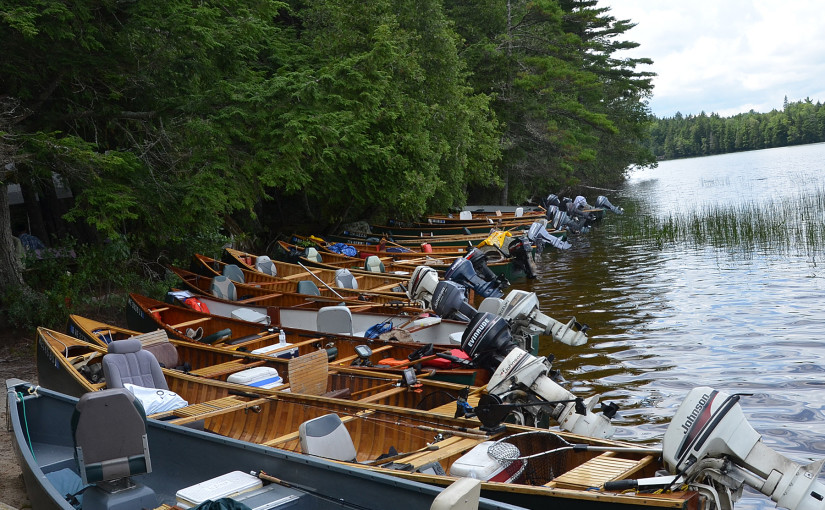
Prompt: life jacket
<box><xmin>183</xmin><ymin>296</ymin><xmax>210</xmax><ymax>314</ymax></box>
<box><xmin>421</xmin><ymin>349</ymin><xmax>470</xmax><ymax>369</ymax></box>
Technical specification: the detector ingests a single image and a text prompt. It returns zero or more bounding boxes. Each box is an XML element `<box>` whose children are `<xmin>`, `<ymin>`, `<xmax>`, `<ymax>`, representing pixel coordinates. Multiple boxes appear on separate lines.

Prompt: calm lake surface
<box><xmin>522</xmin><ymin>143</ymin><xmax>825</xmax><ymax>509</ymax></box>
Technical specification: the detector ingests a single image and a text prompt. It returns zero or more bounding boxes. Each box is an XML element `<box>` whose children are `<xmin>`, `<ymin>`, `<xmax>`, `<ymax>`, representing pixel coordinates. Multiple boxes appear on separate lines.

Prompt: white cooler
<box><xmin>227</xmin><ymin>366</ymin><xmax>284</xmax><ymax>389</ymax></box>
<box><xmin>251</xmin><ymin>342</ymin><xmax>299</xmax><ymax>359</ymax></box>
<box><xmin>176</xmin><ymin>471</ymin><xmax>263</xmax><ymax>508</ymax></box>
<box><xmin>449</xmin><ymin>441</ymin><xmax>525</xmax><ymax>483</ymax></box>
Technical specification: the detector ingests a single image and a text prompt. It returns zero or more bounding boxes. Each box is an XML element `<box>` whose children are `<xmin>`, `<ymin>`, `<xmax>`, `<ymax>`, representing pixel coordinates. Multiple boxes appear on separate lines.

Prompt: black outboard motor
<box><xmin>465</xmin><ymin>248</ymin><xmax>497</xmax><ymax>283</ymax></box>
<box><xmin>541</xmin><ymin>193</ymin><xmax>563</xmax><ymax>212</ymax></box>
<box><xmin>444</xmin><ymin>257</ymin><xmax>505</xmax><ymax>299</ymax></box>
<box><xmin>460</xmin><ymin>312</ymin><xmax>519</xmax><ymax>373</ymax></box>
<box><xmin>507</xmin><ymin>237</ymin><xmax>537</xmax><ymax>279</ymax></box>
<box><xmin>431</xmin><ymin>281</ymin><xmax>478</xmax><ymax>321</ymax></box>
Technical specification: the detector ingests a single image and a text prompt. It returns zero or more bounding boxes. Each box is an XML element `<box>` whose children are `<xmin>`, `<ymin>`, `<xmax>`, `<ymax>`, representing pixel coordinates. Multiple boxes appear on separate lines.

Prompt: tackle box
<box><xmin>226</xmin><ymin>366</ymin><xmax>284</xmax><ymax>389</ymax></box>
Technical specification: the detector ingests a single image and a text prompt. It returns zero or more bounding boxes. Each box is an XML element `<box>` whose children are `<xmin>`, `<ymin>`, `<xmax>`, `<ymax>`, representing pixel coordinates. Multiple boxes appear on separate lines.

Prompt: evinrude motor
<box><xmin>430</xmin><ymin>280</ymin><xmax>478</xmax><ymax>322</ymax></box>
<box><xmin>479</xmin><ymin>289</ymin><xmax>588</xmax><ymax>347</ymax></box>
<box><xmin>445</xmin><ymin>256</ymin><xmax>505</xmax><ymax>299</ymax></box>
<box><xmin>595</xmin><ymin>195</ymin><xmax>624</xmax><ymax>215</ymax></box>
<box><xmin>459</xmin><ymin>311</ymin><xmax>519</xmax><ymax>373</ymax></box>
<box><xmin>480</xmin><ymin>347</ymin><xmax>616</xmax><ymax>438</ymax></box>
<box><xmin>527</xmin><ymin>221</ymin><xmax>572</xmax><ymax>253</ymax></box>
<box><xmin>661</xmin><ymin>387</ymin><xmax>825</xmax><ymax>510</ymax></box>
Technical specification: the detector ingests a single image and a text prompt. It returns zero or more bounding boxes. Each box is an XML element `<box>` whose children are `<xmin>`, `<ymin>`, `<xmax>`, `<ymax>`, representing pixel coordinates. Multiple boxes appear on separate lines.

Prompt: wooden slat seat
<box><xmin>545</xmin><ymin>453</ymin><xmax>656</xmax><ymax>490</ymax></box>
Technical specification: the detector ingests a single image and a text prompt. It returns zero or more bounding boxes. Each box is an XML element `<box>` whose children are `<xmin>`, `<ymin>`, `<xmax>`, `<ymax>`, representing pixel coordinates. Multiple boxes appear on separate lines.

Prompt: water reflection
<box><xmin>510</xmin><ymin>145</ymin><xmax>825</xmax><ymax>496</ymax></box>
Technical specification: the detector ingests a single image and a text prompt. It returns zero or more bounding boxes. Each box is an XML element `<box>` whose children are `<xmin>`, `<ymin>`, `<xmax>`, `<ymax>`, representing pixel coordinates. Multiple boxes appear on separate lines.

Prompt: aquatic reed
<box><xmin>613</xmin><ymin>189</ymin><xmax>825</xmax><ymax>256</ymax></box>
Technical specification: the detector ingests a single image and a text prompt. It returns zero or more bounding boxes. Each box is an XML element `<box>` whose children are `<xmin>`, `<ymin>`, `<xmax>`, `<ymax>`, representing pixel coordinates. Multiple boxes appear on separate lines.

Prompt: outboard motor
<box><xmin>662</xmin><ymin>387</ymin><xmax>825</xmax><ymax>510</ymax></box>
<box><xmin>407</xmin><ymin>266</ymin><xmax>440</xmax><ymax>307</ymax></box>
<box><xmin>483</xmin><ymin>347</ymin><xmax>616</xmax><ymax>438</ymax></box>
<box><xmin>541</xmin><ymin>193</ymin><xmax>563</xmax><ymax>211</ymax></box>
<box><xmin>465</xmin><ymin>248</ymin><xmax>498</xmax><ymax>283</ymax></box>
<box><xmin>459</xmin><ymin>312</ymin><xmax>519</xmax><ymax>373</ymax></box>
<box><xmin>527</xmin><ymin>221</ymin><xmax>571</xmax><ymax>253</ymax></box>
<box><xmin>431</xmin><ymin>281</ymin><xmax>478</xmax><ymax>322</ymax></box>
<box><xmin>480</xmin><ymin>289</ymin><xmax>588</xmax><ymax>347</ymax></box>
<box><xmin>595</xmin><ymin>195</ymin><xmax>624</xmax><ymax>215</ymax></box>
<box><xmin>506</xmin><ymin>237</ymin><xmax>537</xmax><ymax>279</ymax></box>
<box><xmin>547</xmin><ymin>205</ymin><xmax>588</xmax><ymax>234</ymax></box>
<box><xmin>445</xmin><ymin>256</ymin><xmax>505</xmax><ymax>299</ymax></box>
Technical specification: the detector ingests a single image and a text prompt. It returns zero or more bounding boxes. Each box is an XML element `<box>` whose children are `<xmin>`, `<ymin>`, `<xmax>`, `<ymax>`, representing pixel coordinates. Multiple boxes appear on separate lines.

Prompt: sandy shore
<box><xmin>1</xmin><ymin>336</ymin><xmax>38</xmax><ymax>510</ymax></box>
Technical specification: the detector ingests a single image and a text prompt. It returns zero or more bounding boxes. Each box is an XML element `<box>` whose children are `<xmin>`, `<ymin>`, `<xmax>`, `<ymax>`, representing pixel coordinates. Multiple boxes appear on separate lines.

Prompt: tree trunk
<box><xmin>0</xmin><ymin>184</ymin><xmax>25</xmax><ymax>290</ymax></box>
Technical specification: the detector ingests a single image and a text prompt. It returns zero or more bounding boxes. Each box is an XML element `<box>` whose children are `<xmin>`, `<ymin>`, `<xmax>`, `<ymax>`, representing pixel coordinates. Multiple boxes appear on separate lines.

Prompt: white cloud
<box><xmin>601</xmin><ymin>0</ymin><xmax>825</xmax><ymax>117</ymax></box>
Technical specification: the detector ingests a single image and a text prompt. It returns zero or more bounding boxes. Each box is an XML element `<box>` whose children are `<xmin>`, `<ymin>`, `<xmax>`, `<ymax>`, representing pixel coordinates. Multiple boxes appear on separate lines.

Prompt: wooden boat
<box><xmin>16</xmin><ymin>357</ymin><xmax>707</xmax><ymax>510</ymax></box>
<box><xmin>6</xmin><ymin>378</ymin><xmax>524</xmax><ymax>510</ymax></box>
<box><xmin>168</xmin><ymin>264</ymin><xmax>421</xmax><ymax>310</ymax></box>
<box><xmin>126</xmin><ymin>293</ymin><xmax>488</xmax><ymax>385</ymax></box>
<box><xmin>329</xmin><ymin>230</ymin><xmax>525</xmax><ymax>249</ymax></box>
<box><xmin>426</xmin><ymin>208</ymin><xmax>547</xmax><ymax>224</ymax></box>
<box><xmin>370</xmin><ymin>217</ymin><xmax>536</xmax><ymax>237</ymax></box>
<box><xmin>46</xmin><ymin>322</ymin><xmax>485</xmax><ymax>416</ymax></box>
<box><xmin>194</xmin><ymin>252</ymin><xmax>410</xmax><ymax>300</ymax></box>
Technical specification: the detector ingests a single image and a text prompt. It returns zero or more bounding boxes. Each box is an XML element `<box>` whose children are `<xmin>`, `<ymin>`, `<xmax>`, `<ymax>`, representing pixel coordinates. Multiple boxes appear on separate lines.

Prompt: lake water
<box><xmin>521</xmin><ymin>143</ymin><xmax>825</xmax><ymax>509</ymax></box>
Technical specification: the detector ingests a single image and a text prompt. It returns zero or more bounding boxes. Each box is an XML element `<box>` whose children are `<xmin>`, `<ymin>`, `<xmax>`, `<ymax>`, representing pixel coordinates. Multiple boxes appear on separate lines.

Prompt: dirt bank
<box><xmin>1</xmin><ymin>332</ymin><xmax>38</xmax><ymax>510</ymax></box>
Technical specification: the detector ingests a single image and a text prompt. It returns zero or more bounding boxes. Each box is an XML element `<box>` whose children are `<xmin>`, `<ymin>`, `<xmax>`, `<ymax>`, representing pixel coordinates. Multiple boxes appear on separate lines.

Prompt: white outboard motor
<box><xmin>484</xmin><ymin>347</ymin><xmax>616</xmax><ymax>438</ymax></box>
<box><xmin>527</xmin><ymin>221</ymin><xmax>572</xmax><ymax>252</ymax></box>
<box><xmin>546</xmin><ymin>205</ymin><xmax>588</xmax><ymax>234</ymax></box>
<box><xmin>663</xmin><ymin>387</ymin><xmax>825</xmax><ymax>510</ymax></box>
<box><xmin>407</xmin><ymin>266</ymin><xmax>440</xmax><ymax>307</ymax></box>
<box><xmin>595</xmin><ymin>195</ymin><xmax>624</xmax><ymax>215</ymax></box>
<box><xmin>480</xmin><ymin>290</ymin><xmax>588</xmax><ymax>347</ymax></box>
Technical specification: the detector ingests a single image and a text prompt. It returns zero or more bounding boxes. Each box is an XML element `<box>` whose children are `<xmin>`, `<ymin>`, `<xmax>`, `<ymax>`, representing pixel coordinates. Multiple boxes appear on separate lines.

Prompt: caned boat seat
<box><xmin>102</xmin><ymin>339</ymin><xmax>168</xmax><ymax>390</ymax></box>
<box><xmin>304</xmin><ymin>247</ymin><xmax>322</xmax><ymax>263</ymax></box>
<box><xmin>255</xmin><ymin>255</ymin><xmax>277</xmax><ymax>276</ymax></box>
<box><xmin>364</xmin><ymin>256</ymin><xmax>385</xmax><ymax>273</ymax></box>
<box><xmin>222</xmin><ymin>264</ymin><xmax>245</xmax><ymax>284</ymax></box>
<box><xmin>299</xmin><ymin>413</ymin><xmax>357</xmax><ymax>462</ymax></box>
<box><xmin>297</xmin><ymin>280</ymin><xmax>321</xmax><ymax>296</ymax></box>
<box><xmin>334</xmin><ymin>268</ymin><xmax>358</xmax><ymax>289</ymax></box>
<box><xmin>316</xmin><ymin>306</ymin><xmax>354</xmax><ymax>336</ymax></box>
<box><xmin>72</xmin><ymin>388</ymin><xmax>157</xmax><ymax>508</ymax></box>
<box><xmin>211</xmin><ymin>275</ymin><xmax>238</xmax><ymax>301</ymax></box>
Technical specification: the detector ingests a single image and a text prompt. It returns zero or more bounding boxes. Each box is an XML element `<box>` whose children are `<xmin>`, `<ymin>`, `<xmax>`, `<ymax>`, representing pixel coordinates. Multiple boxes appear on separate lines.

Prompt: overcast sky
<box><xmin>600</xmin><ymin>1</ymin><xmax>825</xmax><ymax>118</ymax></box>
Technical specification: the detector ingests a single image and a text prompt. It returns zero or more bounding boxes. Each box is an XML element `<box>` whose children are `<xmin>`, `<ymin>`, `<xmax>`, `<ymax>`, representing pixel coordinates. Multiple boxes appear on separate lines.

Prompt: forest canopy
<box><xmin>0</xmin><ymin>0</ymin><xmax>655</xmax><ymax>326</ymax></box>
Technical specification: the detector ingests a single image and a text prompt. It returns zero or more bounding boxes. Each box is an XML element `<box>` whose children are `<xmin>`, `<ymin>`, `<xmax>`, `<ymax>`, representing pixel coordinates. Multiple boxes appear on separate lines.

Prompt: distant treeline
<box><xmin>645</xmin><ymin>98</ymin><xmax>825</xmax><ymax>160</ymax></box>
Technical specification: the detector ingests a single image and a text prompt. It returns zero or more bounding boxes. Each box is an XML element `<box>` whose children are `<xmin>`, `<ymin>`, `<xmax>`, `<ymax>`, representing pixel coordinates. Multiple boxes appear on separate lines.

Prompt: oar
<box><xmin>296</xmin><ymin>261</ymin><xmax>345</xmax><ymax>300</ymax></box>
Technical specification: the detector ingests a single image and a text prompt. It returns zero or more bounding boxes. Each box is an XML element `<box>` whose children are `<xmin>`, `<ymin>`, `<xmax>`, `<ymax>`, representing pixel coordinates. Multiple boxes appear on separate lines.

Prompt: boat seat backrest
<box><xmin>222</xmin><ymin>264</ymin><xmax>245</xmax><ymax>284</ymax></box>
<box><xmin>72</xmin><ymin>388</ymin><xmax>151</xmax><ymax>484</ymax></box>
<box><xmin>255</xmin><ymin>255</ymin><xmax>277</xmax><ymax>276</ymax></box>
<box><xmin>334</xmin><ymin>268</ymin><xmax>358</xmax><ymax>290</ymax></box>
<box><xmin>299</xmin><ymin>413</ymin><xmax>357</xmax><ymax>462</ymax></box>
<box><xmin>143</xmin><ymin>340</ymin><xmax>180</xmax><ymax>369</ymax></box>
<box><xmin>304</xmin><ymin>247</ymin><xmax>322</xmax><ymax>263</ymax></box>
<box><xmin>364</xmin><ymin>256</ymin><xmax>385</xmax><ymax>273</ymax></box>
<box><xmin>296</xmin><ymin>280</ymin><xmax>321</xmax><ymax>296</ymax></box>
<box><xmin>211</xmin><ymin>275</ymin><xmax>238</xmax><ymax>301</ymax></box>
<box><xmin>316</xmin><ymin>306</ymin><xmax>354</xmax><ymax>335</ymax></box>
<box><xmin>102</xmin><ymin>339</ymin><xmax>169</xmax><ymax>390</ymax></box>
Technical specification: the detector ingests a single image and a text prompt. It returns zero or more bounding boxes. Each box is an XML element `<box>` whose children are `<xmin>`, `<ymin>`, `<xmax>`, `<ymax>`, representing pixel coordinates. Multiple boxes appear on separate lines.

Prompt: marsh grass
<box><xmin>614</xmin><ymin>189</ymin><xmax>825</xmax><ymax>256</ymax></box>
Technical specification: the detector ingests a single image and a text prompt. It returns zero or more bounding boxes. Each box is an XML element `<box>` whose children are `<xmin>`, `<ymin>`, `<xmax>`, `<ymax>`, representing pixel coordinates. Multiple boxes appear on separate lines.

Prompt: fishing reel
<box><xmin>662</xmin><ymin>387</ymin><xmax>825</xmax><ymax>510</ymax></box>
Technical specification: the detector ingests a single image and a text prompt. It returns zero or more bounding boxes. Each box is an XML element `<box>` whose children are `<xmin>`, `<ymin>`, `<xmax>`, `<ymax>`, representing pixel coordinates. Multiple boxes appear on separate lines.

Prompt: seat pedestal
<box><xmin>83</xmin><ymin>482</ymin><xmax>156</xmax><ymax>510</ymax></box>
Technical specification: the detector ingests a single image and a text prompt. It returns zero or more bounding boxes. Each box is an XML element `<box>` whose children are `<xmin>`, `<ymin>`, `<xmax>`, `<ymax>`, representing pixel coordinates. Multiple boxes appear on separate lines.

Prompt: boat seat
<box><xmin>102</xmin><ymin>339</ymin><xmax>168</xmax><ymax>390</ymax></box>
<box><xmin>316</xmin><ymin>306</ymin><xmax>354</xmax><ymax>336</ymax></box>
<box><xmin>142</xmin><ymin>339</ymin><xmax>179</xmax><ymax>369</ymax></box>
<box><xmin>72</xmin><ymin>388</ymin><xmax>156</xmax><ymax>508</ymax></box>
<box><xmin>222</xmin><ymin>264</ymin><xmax>245</xmax><ymax>284</ymax></box>
<box><xmin>304</xmin><ymin>247</ymin><xmax>322</xmax><ymax>263</ymax></box>
<box><xmin>364</xmin><ymin>256</ymin><xmax>385</xmax><ymax>273</ymax></box>
<box><xmin>296</xmin><ymin>280</ymin><xmax>321</xmax><ymax>296</ymax></box>
<box><xmin>334</xmin><ymin>268</ymin><xmax>358</xmax><ymax>290</ymax></box>
<box><xmin>299</xmin><ymin>413</ymin><xmax>357</xmax><ymax>462</ymax></box>
<box><xmin>211</xmin><ymin>275</ymin><xmax>238</xmax><ymax>301</ymax></box>
<box><xmin>255</xmin><ymin>255</ymin><xmax>277</xmax><ymax>276</ymax></box>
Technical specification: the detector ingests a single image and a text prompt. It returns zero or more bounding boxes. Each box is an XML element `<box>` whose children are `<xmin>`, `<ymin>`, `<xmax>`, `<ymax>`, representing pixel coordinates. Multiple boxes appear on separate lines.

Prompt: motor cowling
<box><xmin>526</xmin><ymin>221</ymin><xmax>571</xmax><ymax>252</ymax></box>
<box><xmin>507</xmin><ymin>238</ymin><xmax>537</xmax><ymax>279</ymax></box>
<box><xmin>431</xmin><ymin>280</ymin><xmax>478</xmax><ymax>322</ymax></box>
<box><xmin>465</xmin><ymin>248</ymin><xmax>498</xmax><ymax>282</ymax></box>
<box><xmin>460</xmin><ymin>312</ymin><xmax>518</xmax><ymax>373</ymax></box>
<box><xmin>445</xmin><ymin>257</ymin><xmax>505</xmax><ymax>299</ymax></box>
<box><xmin>407</xmin><ymin>266</ymin><xmax>440</xmax><ymax>307</ymax></box>
<box><xmin>596</xmin><ymin>195</ymin><xmax>624</xmax><ymax>215</ymax></box>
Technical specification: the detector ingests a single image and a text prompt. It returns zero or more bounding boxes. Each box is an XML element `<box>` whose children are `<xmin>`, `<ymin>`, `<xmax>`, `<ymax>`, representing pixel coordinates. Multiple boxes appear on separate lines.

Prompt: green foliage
<box><xmin>647</xmin><ymin>98</ymin><xmax>825</xmax><ymax>160</ymax></box>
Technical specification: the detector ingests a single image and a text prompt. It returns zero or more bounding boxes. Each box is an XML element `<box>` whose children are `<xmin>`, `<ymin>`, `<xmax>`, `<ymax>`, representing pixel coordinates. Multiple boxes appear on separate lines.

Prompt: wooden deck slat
<box><xmin>546</xmin><ymin>453</ymin><xmax>653</xmax><ymax>490</ymax></box>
